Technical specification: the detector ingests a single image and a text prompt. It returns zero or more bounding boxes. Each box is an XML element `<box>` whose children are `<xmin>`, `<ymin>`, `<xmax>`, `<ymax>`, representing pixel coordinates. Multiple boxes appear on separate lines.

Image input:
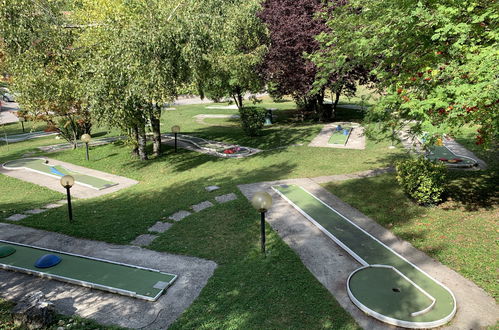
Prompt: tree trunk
<box><xmin>232</xmin><ymin>87</ymin><xmax>244</xmax><ymax>109</ymax></box>
<box><xmin>69</xmin><ymin>116</ymin><xmax>78</xmax><ymax>150</ymax></box>
<box><xmin>150</xmin><ymin>105</ymin><xmax>161</xmax><ymax>157</ymax></box>
<box><xmin>131</xmin><ymin>126</ymin><xmax>139</xmax><ymax>157</ymax></box>
<box><xmin>332</xmin><ymin>86</ymin><xmax>343</xmax><ymax>121</ymax></box>
<box><xmin>137</xmin><ymin>123</ymin><xmax>148</xmax><ymax>160</ymax></box>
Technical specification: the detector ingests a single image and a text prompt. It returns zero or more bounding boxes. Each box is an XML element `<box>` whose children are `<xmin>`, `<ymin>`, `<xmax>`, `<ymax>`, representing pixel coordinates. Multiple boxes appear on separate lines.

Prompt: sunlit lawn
<box><xmin>2</xmin><ymin>98</ymin><xmax>396</xmax><ymax>329</ymax></box>
<box><xmin>1</xmin><ymin>96</ymin><xmax>495</xmax><ymax>328</ymax></box>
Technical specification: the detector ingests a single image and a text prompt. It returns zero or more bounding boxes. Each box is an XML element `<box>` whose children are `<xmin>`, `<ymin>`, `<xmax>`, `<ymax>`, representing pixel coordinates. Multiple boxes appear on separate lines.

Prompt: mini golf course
<box><xmin>162</xmin><ymin>133</ymin><xmax>261</xmax><ymax>158</ymax></box>
<box><xmin>328</xmin><ymin>126</ymin><xmax>352</xmax><ymax>145</ymax></box>
<box><xmin>0</xmin><ymin>240</ymin><xmax>176</xmax><ymax>301</ymax></box>
<box><xmin>0</xmin><ymin>131</ymin><xmax>58</xmax><ymax>143</ymax></box>
<box><xmin>425</xmin><ymin>145</ymin><xmax>477</xmax><ymax>168</ymax></box>
<box><xmin>2</xmin><ymin>158</ymin><xmax>117</xmax><ymax>190</ymax></box>
<box><xmin>272</xmin><ymin>184</ymin><xmax>456</xmax><ymax>328</ymax></box>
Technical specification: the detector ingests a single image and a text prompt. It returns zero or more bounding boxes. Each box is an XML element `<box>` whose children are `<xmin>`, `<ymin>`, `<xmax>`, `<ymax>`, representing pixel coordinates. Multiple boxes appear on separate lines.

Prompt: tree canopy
<box><xmin>315</xmin><ymin>0</ymin><xmax>498</xmax><ymax>146</ymax></box>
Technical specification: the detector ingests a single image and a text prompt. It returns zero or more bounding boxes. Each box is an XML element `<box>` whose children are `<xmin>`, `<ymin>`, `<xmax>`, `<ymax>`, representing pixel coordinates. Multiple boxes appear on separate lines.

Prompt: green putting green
<box><xmin>272</xmin><ymin>184</ymin><xmax>456</xmax><ymax>328</ymax></box>
<box><xmin>0</xmin><ymin>240</ymin><xmax>176</xmax><ymax>301</ymax></box>
<box><xmin>2</xmin><ymin>158</ymin><xmax>117</xmax><ymax>190</ymax></box>
<box><xmin>426</xmin><ymin>145</ymin><xmax>477</xmax><ymax>167</ymax></box>
<box><xmin>328</xmin><ymin>127</ymin><xmax>352</xmax><ymax>145</ymax></box>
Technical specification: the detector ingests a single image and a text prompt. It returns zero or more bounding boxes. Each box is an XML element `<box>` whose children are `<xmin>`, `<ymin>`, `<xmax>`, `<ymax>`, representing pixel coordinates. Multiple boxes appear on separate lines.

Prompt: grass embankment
<box><xmin>2</xmin><ymin>98</ymin><xmax>399</xmax><ymax>329</ymax></box>
<box><xmin>323</xmin><ymin>138</ymin><xmax>498</xmax><ymax>300</ymax></box>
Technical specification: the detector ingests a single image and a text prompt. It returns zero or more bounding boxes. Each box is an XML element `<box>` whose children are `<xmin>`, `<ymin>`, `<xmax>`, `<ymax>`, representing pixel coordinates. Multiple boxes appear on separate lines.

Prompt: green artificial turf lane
<box><xmin>328</xmin><ymin>127</ymin><xmax>352</xmax><ymax>145</ymax></box>
<box><xmin>426</xmin><ymin>146</ymin><xmax>476</xmax><ymax>165</ymax></box>
<box><xmin>3</xmin><ymin>158</ymin><xmax>117</xmax><ymax>190</ymax></box>
<box><xmin>349</xmin><ymin>267</ymin><xmax>433</xmax><ymax>319</ymax></box>
<box><xmin>0</xmin><ymin>241</ymin><xmax>176</xmax><ymax>300</ymax></box>
<box><xmin>273</xmin><ymin>184</ymin><xmax>456</xmax><ymax>324</ymax></box>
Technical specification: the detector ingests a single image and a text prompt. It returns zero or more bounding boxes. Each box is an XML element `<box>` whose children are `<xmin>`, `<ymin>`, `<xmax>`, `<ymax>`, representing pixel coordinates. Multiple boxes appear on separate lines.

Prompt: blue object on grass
<box><xmin>336</xmin><ymin>125</ymin><xmax>342</xmax><ymax>131</ymax></box>
<box><xmin>35</xmin><ymin>254</ymin><xmax>62</xmax><ymax>268</ymax></box>
<box><xmin>343</xmin><ymin>128</ymin><xmax>350</xmax><ymax>135</ymax></box>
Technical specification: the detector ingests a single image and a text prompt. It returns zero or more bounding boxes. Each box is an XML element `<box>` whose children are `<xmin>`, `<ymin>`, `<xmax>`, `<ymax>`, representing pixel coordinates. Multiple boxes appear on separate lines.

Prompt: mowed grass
<box><xmin>1</xmin><ymin>99</ymin><xmax>393</xmax><ymax>329</ymax></box>
<box><xmin>323</xmin><ymin>136</ymin><xmax>499</xmax><ymax>300</ymax></box>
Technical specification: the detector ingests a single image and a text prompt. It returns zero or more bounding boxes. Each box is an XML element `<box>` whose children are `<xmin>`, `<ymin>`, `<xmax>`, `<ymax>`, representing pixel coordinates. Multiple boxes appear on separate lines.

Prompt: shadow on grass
<box><xmin>445</xmin><ymin>169</ymin><xmax>499</xmax><ymax>211</ymax></box>
<box><xmin>12</xmin><ymin>159</ymin><xmax>358</xmax><ymax>329</ymax></box>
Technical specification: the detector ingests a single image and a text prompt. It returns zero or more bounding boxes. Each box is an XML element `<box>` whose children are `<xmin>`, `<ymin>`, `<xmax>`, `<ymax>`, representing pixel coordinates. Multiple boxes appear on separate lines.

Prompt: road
<box><xmin>0</xmin><ymin>101</ymin><xmax>19</xmax><ymax>124</ymax></box>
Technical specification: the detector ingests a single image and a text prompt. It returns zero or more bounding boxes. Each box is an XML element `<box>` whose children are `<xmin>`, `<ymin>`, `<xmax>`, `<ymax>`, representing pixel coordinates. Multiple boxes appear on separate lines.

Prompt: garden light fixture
<box><xmin>251</xmin><ymin>191</ymin><xmax>273</xmax><ymax>255</ymax></box>
<box><xmin>171</xmin><ymin>125</ymin><xmax>180</xmax><ymax>152</ymax></box>
<box><xmin>81</xmin><ymin>134</ymin><xmax>92</xmax><ymax>160</ymax></box>
<box><xmin>60</xmin><ymin>175</ymin><xmax>75</xmax><ymax>222</ymax></box>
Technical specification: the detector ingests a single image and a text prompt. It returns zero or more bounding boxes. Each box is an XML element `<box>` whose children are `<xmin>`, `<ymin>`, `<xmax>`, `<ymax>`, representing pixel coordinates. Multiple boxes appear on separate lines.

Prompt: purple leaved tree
<box><xmin>259</xmin><ymin>0</ymin><xmax>366</xmax><ymax>121</ymax></box>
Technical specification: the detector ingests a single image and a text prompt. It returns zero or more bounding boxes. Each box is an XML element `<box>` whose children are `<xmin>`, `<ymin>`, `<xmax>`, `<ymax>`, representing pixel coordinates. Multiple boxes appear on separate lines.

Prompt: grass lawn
<box><xmin>2</xmin><ymin>98</ymin><xmax>396</xmax><ymax>329</ymax></box>
<box><xmin>1</xmin><ymin>95</ymin><xmax>494</xmax><ymax>328</ymax></box>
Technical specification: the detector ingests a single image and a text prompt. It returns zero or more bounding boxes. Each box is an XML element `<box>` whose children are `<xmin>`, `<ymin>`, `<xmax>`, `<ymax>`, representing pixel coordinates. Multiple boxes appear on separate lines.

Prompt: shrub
<box><xmin>396</xmin><ymin>157</ymin><xmax>447</xmax><ymax>205</ymax></box>
<box><xmin>239</xmin><ymin>106</ymin><xmax>267</xmax><ymax>136</ymax></box>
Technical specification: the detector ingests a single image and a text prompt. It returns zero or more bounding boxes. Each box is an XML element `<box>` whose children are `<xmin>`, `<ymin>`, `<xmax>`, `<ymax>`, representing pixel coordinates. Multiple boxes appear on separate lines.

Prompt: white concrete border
<box><xmin>0</xmin><ymin>157</ymin><xmax>138</xmax><ymax>199</ymax></box>
<box><xmin>0</xmin><ymin>239</ymin><xmax>177</xmax><ymax>302</ymax></box>
<box><xmin>272</xmin><ymin>184</ymin><xmax>456</xmax><ymax>328</ymax></box>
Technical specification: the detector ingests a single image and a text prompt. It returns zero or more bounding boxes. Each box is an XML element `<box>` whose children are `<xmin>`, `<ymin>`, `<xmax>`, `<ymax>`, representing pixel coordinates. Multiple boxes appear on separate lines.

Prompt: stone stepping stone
<box><xmin>215</xmin><ymin>193</ymin><xmax>237</xmax><ymax>204</ymax></box>
<box><xmin>148</xmin><ymin>222</ymin><xmax>173</xmax><ymax>233</ymax></box>
<box><xmin>191</xmin><ymin>201</ymin><xmax>214</xmax><ymax>213</ymax></box>
<box><xmin>24</xmin><ymin>208</ymin><xmax>48</xmax><ymax>215</ymax></box>
<box><xmin>56</xmin><ymin>200</ymin><xmax>67</xmax><ymax>204</ymax></box>
<box><xmin>205</xmin><ymin>185</ymin><xmax>220</xmax><ymax>192</ymax></box>
<box><xmin>6</xmin><ymin>214</ymin><xmax>29</xmax><ymax>221</ymax></box>
<box><xmin>43</xmin><ymin>203</ymin><xmax>64</xmax><ymax>209</ymax></box>
<box><xmin>168</xmin><ymin>210</ymin><xmax>191</xmax><ymax>222</ymax></box>
<box><xmin>130</xmin><ymin>234</ymin><xmax>158</xmax><ymax>247</ymax></box>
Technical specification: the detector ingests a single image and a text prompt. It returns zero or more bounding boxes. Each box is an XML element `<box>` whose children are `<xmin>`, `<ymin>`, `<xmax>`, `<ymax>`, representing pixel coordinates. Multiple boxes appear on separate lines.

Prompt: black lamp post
<box><xmin>251</xmin><ymin>191</ymin><xmax>273</xmax><ymax>255</ymax></box>
<box><xmin>19</xmin><ymin>117</ymin><xmax>25</xmax><ymax>133</ymax></box>
<box><xmin>60</xmin><ymin>175</ymin><xmax>75</xmax><ymax>222</ymax></box>
<box><xmin>81</xmin><ymin>134</ymin><xmax>91</xmax><ymax>160</ymax></box>
<box><xmin>171</xmin><ymin>125</ymin><xmax>180</xmax><ymax>152</ymax></box>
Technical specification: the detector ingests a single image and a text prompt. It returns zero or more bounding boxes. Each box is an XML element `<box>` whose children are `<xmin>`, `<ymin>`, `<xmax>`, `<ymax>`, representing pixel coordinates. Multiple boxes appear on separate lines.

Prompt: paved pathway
<box><xmin>309</xmin><ymin>122</ymin><xmax>366</xmax><ymax>149</ymax></box>
<box><xmin>193</xmin><ymin>114</ymin><xmax>240</xmax><ymax>125</ymax></box>
<box><xmin>238</xmin><ymin>176</ymin><xmax>498</xmax><ymax>329</ymax></box>
<box><xmin>0</xmin><ymin>109</ymin><xmax>19</xmax><ymax>124</ymax></box>
<box><xmin>130</xmin><ymin>191</ymin><xmax>240</xmax><ymax>247</ymax></box>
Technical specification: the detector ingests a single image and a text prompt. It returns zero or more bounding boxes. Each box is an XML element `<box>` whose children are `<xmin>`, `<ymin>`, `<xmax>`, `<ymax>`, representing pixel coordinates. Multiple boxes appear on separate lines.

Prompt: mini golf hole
<box><xmin>392</xmin><ymin>288</ymin><xmax>401</xmax><ymax>293</ymax></box>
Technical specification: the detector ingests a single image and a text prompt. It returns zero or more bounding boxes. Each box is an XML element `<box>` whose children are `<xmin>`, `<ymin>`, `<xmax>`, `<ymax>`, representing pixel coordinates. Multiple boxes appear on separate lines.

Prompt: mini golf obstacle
<box><xmin>410</xmin><ymin>134</ymin><xmax>479</xmax><ymax>168</ymax></box>
<box><xmin>162</xmin><ymin>133</ymin><xmax>261</xmax><ymax>158</ymax></box>
<box><xmin>425</xmin><ymin>145</ymin><xmax>477</xmax><ymax>168</ymax></box>
<box><xmin>272</xmin><ymin>184</ymin><xmax>456</xmax><ymax>328</ymax></box>
<box><xmin>2</xmin><ymin>158</ymin><xmax>117</xmax><ymax>190</ymax></box>
<box><xmin>0</xmin><ymin>240</ymin><xmax>177</xmax><ymax>301</ymax></box>
<box><xmin>328</xmin><ymin>125</ymin><xmax>353</xmax><ymax>145</ymax></box>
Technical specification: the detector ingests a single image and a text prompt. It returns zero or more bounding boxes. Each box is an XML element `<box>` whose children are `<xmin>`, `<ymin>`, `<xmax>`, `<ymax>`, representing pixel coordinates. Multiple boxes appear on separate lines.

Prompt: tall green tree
<box><xmin>314</xmin><ymin>0</ymin><xmax>498</xmax><ymax>146</ymax></box>
<box><xmin>77</xmin><ymin>0</ymin><xmax>192</xmax><ymax>159</ymax></box>
<box><xmin>0</xmin><ymin>0</ymin><xmax>92</xmax><ymax>147</ymax></box>
<box><xmin>199</xmin><ymin>0</ymin><xmax>267</xmax><ymax>109</ymax></box>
